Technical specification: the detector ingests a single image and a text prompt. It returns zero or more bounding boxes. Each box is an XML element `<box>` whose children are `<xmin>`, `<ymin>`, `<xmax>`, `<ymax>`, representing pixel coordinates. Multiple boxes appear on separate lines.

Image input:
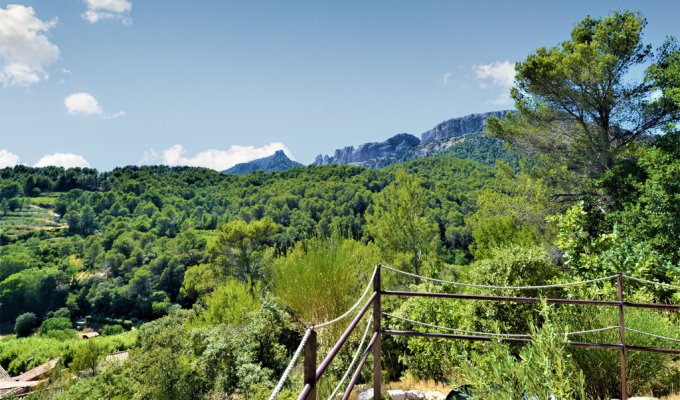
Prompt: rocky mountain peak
<box><xmin>420</xmin><ymin>110</ymin><xmax>509</xmax><ymax>144</ymax></box>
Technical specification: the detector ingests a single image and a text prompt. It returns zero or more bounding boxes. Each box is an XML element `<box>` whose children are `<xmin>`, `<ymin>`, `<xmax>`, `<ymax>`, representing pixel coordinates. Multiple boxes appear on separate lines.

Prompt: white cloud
<box><xmin>35</xmin><ymin>153</ymin><xmax>90</xmax><ymax>168</ymax></box>
<box><xmin>441</xmin><ymin>72</ymin><xmax>453</xmax><ymax>87</ymax></box>
<box><xmin>65</xmin><ymin>92</ymin><xmax>102</xmax><ymax>115</ymax></box>
<box><xmin>104</xmin><ymin>110</ymin><xmax>125</xmax><ymax>119</ymax></box>
<box><xmin>141</xmin><ymin>143</ymin><xmax>295</xmax><ymax>171</ymax></box>
<box><xmin>0</xmin><ymin>149</ymin><xmax>21</xmax><ymax>168</ymax></box>
<box><xmin>82</xmin><ymin>0</ymin><xmax>132</xmax><ymax>24</ymax></box>
<box><xmin>0</xmin><ymin>4</ymin><xmax>59</xmax><ymax>87</ymax></box>
<box><xmin>65</xmin><ymin>92</ymin><xmax>124</xmax><ymax>118</ymax></box>
<box><xmin>473</xmin><ymin>61</ymin><xmax>516</xmax><ymax>105</ymax></box>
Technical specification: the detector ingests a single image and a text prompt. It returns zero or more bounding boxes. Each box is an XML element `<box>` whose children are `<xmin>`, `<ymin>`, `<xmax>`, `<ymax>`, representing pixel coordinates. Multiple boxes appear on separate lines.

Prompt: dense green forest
<box><xmin>1</xmin><ymin>10</ymin><xmax>680</xmax><ymax>400</ymax></box>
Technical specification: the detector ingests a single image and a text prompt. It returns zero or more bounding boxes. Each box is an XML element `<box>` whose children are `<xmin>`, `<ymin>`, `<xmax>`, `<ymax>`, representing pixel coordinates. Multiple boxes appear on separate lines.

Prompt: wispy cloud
<box><xmin>473</xmin><ymin>61</ymin><xmax>516</xmax><ymax>106</ymax></box>
<box><xmin>141</xmin><ymin>143</ymin><xmax>295</xmax><ymax>171</ymax></box>
<box><xmin>0</xmin><ymin>149</ymin><xmax>21</xmax><ymax>168</ymax></box>
<box><xmin>82</xmin><ymin>0</ymin><xmax>132</xmax><ymax>24</ymax></box>
<box><xmin>104</xmin><ymin>110</ymin><xmax>125</xmax><ymax>119</ymax></box>
<box><xmin>441</xmin><ymin>72</ymin><xmax>453</xmax><ymax>87</ymax></box>
<box><xmin>34</xmin><ymin>153</ymin><xmax>90</xmax><ymax>168</ymax></box>
<box><xmin>65</xmin><ymin>92</ymin><xmax>124</xmax><ymax>119</ymax></box>
<box><xmin>0</xmin><ymin>4</ymin><xmax>59</xmax><ymax>87</ymax></box>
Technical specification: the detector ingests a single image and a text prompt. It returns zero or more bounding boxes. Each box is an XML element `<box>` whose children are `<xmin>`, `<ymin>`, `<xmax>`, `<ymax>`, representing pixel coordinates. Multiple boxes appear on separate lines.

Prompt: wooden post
<box><xmin>304</xmin><ymin>330</ymin><xmax>317</xmax><ymax>400</ymax></box>
<box><xmin>373</xmin><ymin>265</ymin><xmax>382</xmax><ymax>400</ymax></box>
<box><xmin>617</xmin><ymin>273</ymin><xmax>628</xmax><ymax>400</ymax></box>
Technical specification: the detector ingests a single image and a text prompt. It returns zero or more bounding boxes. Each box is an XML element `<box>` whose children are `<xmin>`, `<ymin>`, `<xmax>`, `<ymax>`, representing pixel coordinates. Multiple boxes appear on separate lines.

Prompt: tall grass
<box><xmin>271</xmin><ymin>237</ymin><xmax>379</xmax><ymax>328</ymax></box>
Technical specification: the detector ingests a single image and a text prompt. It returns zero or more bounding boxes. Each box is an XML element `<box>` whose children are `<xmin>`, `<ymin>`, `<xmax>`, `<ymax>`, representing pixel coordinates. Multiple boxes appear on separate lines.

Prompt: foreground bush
<box><xmin>462</xmin><ymin>317</ymin><xmax>586</xmax><ymax>400</ymax></box>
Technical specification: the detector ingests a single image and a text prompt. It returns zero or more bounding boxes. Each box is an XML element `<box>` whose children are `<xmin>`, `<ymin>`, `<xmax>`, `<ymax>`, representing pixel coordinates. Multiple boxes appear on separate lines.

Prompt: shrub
<box><xmin>461</xmin><ymin>316</ymin><xmax>586</xmax><ymax>400</ymax></box>
<box><xmin>39</xmin><ymin>317</ymin><xmax>73</xmax><ymax>334</ymax></box>
<box><xmin>196</xmin><ymin>279</ymin><xmax>261</xmax><ymax>326</ymax></box>
<box><xmin>14</xmin><ymin>312</ymin><xmax>37</xmax><ymax>337</ymax></box>
<box><xmin>39</xmin><ymin>317</ymin><xmax>75</xmax><ymax>340</ymax></box>
<box><xmin>557</xmin><ymin>303</ymin><xmax>680</xmax><ymax>398</ymax></box>
<box><xmin>101</xmin><ymin>324</ymin><xmax>124</xmax><ymax>336</ymax></box>
<box><xmin>272</xmin><ymin>237</ymin><xmax>379</xmax><ymax>327</ymax></box>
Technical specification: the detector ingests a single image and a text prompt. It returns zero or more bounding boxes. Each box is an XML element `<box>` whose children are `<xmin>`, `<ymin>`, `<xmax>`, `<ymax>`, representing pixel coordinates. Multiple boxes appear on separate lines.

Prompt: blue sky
<box><xmin>1</xmin><ymin>0</ymin><xmax>679</xmax><ymax>170</ymax></box>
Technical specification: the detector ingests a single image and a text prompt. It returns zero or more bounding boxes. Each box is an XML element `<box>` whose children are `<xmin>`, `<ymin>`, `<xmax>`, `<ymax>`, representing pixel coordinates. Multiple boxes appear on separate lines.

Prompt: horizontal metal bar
<box><xmin>626</xmin><ymin>345</ymin><xmax>680</xmax><ymax>355</ymax></box>
<box><xmin>315</xmin><ymin>291</ymin><xmax>377</xmax><ymax>381</ymax></box>
<box><xmin>623</xmin><ymin>301</ymin><xmax>680</xmax><ymax>311</ymax></box>
<box><xmin>567</xmin><ymin>342</ymin><xmax>623</xmax><ymax>351</ymax></box>
<box><xmin>341</xmin><ymin>331</ymin><xmax>379</xmax><ymax>400</ymax></box>
<box><xmin>382</xmin><ymin>290</ymin><xmax>620</xmax><ymax>307</ymax></box>
<box><xmin>383</xmin><ymin>330</ymin><xmax>680</xmax><ymax>354</ymax></box>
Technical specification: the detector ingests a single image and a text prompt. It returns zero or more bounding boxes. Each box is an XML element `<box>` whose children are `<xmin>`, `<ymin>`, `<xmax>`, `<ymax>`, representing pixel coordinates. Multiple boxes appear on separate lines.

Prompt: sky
<box><xmin>1</xmin><ymin>0</ymin><xmax>679</xmax><ymax>171</ymax></box>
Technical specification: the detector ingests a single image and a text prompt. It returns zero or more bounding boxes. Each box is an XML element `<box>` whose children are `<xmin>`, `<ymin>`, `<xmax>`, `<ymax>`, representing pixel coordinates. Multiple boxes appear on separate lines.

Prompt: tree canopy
<box><xmin>489</xmin><ymin>11</ymin><xmax>680</xmax><ymax>181</ymax></box>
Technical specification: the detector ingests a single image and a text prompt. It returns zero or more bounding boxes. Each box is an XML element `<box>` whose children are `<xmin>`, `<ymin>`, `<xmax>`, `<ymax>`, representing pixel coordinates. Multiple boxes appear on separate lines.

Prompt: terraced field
<box><xmin>0</xmin><ymin>197</ymin><xmax>67</xmax><ymax>240</ymax></box>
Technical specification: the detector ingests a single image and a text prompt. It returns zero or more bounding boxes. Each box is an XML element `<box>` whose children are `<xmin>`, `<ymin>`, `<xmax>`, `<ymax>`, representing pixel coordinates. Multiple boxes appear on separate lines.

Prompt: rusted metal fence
<box><xmin>295</xmin><ymin>265</ymin><xmax>680</xmax><ymax>400</ymax></box>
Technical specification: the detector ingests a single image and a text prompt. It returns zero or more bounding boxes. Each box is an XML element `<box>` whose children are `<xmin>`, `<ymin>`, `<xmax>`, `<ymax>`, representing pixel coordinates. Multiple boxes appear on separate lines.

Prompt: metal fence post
<box><xmin>617</xmin><ymin>273</ymin><xmax>628</xmax><ymax>400</ymax></box>
<box><xmin>304</xmin><ymin>330</ymin><xmax>317</xmax><ymax>400</ymax></box>
<box><xmin>373</xmin><ymin>265</ymin><xmax>382</xmax><ymax>400</ymax></box>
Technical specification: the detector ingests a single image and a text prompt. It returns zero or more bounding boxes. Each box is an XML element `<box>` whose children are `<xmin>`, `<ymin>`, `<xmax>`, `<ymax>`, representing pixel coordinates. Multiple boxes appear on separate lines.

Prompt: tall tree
<box><xmin>366</xmin><ymin>169</ymin><xmax>439</xmax><ymax>275</ymax></box>
<box><xmin>209</xmin><ymin>217</ymin><xmax>279</xmax><ymax>293</ymax></box>
<box><xmin>488</xmin><ymin>11</ymin><xmax>680</xmax><ymax>180</ymax></box>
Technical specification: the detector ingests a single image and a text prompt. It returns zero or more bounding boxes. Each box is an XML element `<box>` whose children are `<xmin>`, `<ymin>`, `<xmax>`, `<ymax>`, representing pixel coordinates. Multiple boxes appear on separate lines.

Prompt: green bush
<box><xmin>462</xmin><ymin>315</ymin><xmax>586</xmax><ymax>400</ymax></box>
<box><xmin>195</xmin><ymin>279</ymin><xmax>261</xmax><ymax>326</ymax></box>
<box><xmin>557</xmin><ymin>303</ymin><xmax>680</xmax><ymax>398</ymax></box>
<box><xmin>272</xmin><ymin>237</ymin><xmax>379</xmax><ymax>327</ymax></box>
<box><xmin>39</xmin><ymin>317</ymin><xmax>73</xmax><ymax>335</ymax></box>
<box><xmin>466</xmin><ymin>245</ymin><xmax>565</xmax><ymax>334</ymax></box>
<box><xmin>14</xmin><ymin>312</ymin><xmax>37</xmax><ymax>337</ymax></box>
<box><xmin>101</xmin><ymin>324</ymin><xmax>124</xmax><ymax>336</ymax></box>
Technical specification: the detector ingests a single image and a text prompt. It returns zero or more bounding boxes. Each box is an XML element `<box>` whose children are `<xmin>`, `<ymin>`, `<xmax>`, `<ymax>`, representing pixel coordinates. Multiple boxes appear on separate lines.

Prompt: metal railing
<box><xmin>293</xmin><ymin>265</ymin><xmax>680</xmax><ymax>400</ymax></box>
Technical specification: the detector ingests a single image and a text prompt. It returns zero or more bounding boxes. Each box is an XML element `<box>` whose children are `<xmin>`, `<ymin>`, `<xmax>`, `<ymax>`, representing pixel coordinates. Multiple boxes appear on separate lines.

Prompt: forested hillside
<box><xmin>0</xmin><ymin>9</ymin><xmax>679</xmax><ymax>400</ymax></box>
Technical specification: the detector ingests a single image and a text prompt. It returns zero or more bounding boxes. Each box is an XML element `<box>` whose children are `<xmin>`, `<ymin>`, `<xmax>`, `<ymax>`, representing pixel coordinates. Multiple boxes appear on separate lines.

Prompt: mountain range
<box><xmin>224</xmin><ymin>110</ymin><xmax>510</xmax><ymax>174</ymax></box>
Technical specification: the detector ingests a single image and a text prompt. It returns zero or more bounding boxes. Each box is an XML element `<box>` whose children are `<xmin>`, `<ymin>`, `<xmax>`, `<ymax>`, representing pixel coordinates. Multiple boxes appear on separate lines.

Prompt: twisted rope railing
<box><xmin>269</xmin><ymin>328</ymin><xmax>314</xmax><ymax>400</ymax></box>
<box><xmin>385</xmin><ymin>312</ymin><xmax>621</xmax><ymax>339</ymax></box>
<box><xmin>625</xmin><ymin>327</ymin><xmax>680</xmax><ymax>343</ymax></box>
<box><xmin>383</xmin><ymin>313</ymin><xmax>531</xmax><ymax>338</ymax></box>
<box><xmin>622</xmin><ymin>275</ymin><xmax>680</xmax><ymax>291</ymax></box>
<box><xmin>381</xmin><ymin>265</ymin><xmax>617</xmax><ymax>290</ymax></box>
<box><xmin>327</xmin><ymin>315</ymin><xmax>373</xmax><ymax>400</ymax></box>
<box><xmin>270</xmin><ymin>267</ymin><xmax>378</xmax><ymax>399</ymax></box>
<box><xmin>314</xmin><ymin>267</ymin><xmax>377</xmax><ymax>329</ymax></box>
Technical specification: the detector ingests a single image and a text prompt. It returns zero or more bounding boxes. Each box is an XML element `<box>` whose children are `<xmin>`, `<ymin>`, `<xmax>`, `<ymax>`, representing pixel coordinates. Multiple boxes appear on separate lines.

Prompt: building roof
<box><xmin>0</xmin><ymin>365</ymin><xmax>9</xmax><ymax>380</ymax></box>
<box><xmin>13</xmin><ymin>358</ymin><xmax>59</xmax><ymax>382</ymax></box>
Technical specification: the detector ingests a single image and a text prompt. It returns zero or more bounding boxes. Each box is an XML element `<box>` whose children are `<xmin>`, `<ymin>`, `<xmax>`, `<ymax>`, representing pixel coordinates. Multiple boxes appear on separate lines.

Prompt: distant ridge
<box><xmin>313</xmin><ymin>110</ymin><xmax>510</xmax><ymax>169</ymax></box>
<box><xmin>223</xmin><ymin>150</ymin><xmax>303</xmax><ymax>175</ymax></box>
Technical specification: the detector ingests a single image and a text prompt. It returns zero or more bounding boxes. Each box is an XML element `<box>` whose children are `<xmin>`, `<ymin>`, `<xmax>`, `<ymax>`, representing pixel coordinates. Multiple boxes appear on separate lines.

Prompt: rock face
<box><xmin>314</xmin><ymin>133</ymin><xmax>421</xmax><ymax>169</ymax></box>
<box><xmin>314</xmin><ymin>110</ymin><xmax>511</xmax><ymax>169</ymax></box>
<box><xmin>224</xmin><ymin>150</ymin><xmax>303</xmax><ymax>175</ymax></box>
<box><xmin>420</xmin><ymin>110</ymin><xmax>508</xmax><ymax>144</ymax></box>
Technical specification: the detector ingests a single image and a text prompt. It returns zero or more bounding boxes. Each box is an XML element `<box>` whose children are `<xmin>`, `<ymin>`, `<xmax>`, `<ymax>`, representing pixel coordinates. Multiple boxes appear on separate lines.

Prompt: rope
<box><xmin>381</xmin><ymin>265</ymin><xmax>617</xmax><ymax>290</ymax></box>
<box><xmin>313</xmin><ymin>266</ymin><xmax>378</xmax><ymax>329</ymax></box>
<box><xmin>327</xmin><ymin>315</ymin><xmax>373</xmax><ymax>400</ymax></box>
<box><xmin>622</xmin><ymin>275</ymin><xmax>680</xmax><ymax>291</ymax></box>
<box><xmin>566</xmin><ymin>326</ymin><xmax>619</xmax><ymax>336</ymax></box>
<box><xmin>270</xmin><ymin>267</ymin><xmax>377</xmax><ymax>398</ymax></box>
<box><xmin>383</xmin><ymin>313</ymin><xmax>531</xmax><ymax>338</ymax></box>
<box><xmin>386</xmin><ymin>313</ymin><xmax>620</xmax><ymax>339</ymax></box>
<box><xmin>269</xmin><ymin>328</ymin><xmax>313</xmax><ymax>400</ymax></box>
<box><xmin>625</xmin><ymin>327</ymin><xmax>680</xmax><ymax>343</ymax></box>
